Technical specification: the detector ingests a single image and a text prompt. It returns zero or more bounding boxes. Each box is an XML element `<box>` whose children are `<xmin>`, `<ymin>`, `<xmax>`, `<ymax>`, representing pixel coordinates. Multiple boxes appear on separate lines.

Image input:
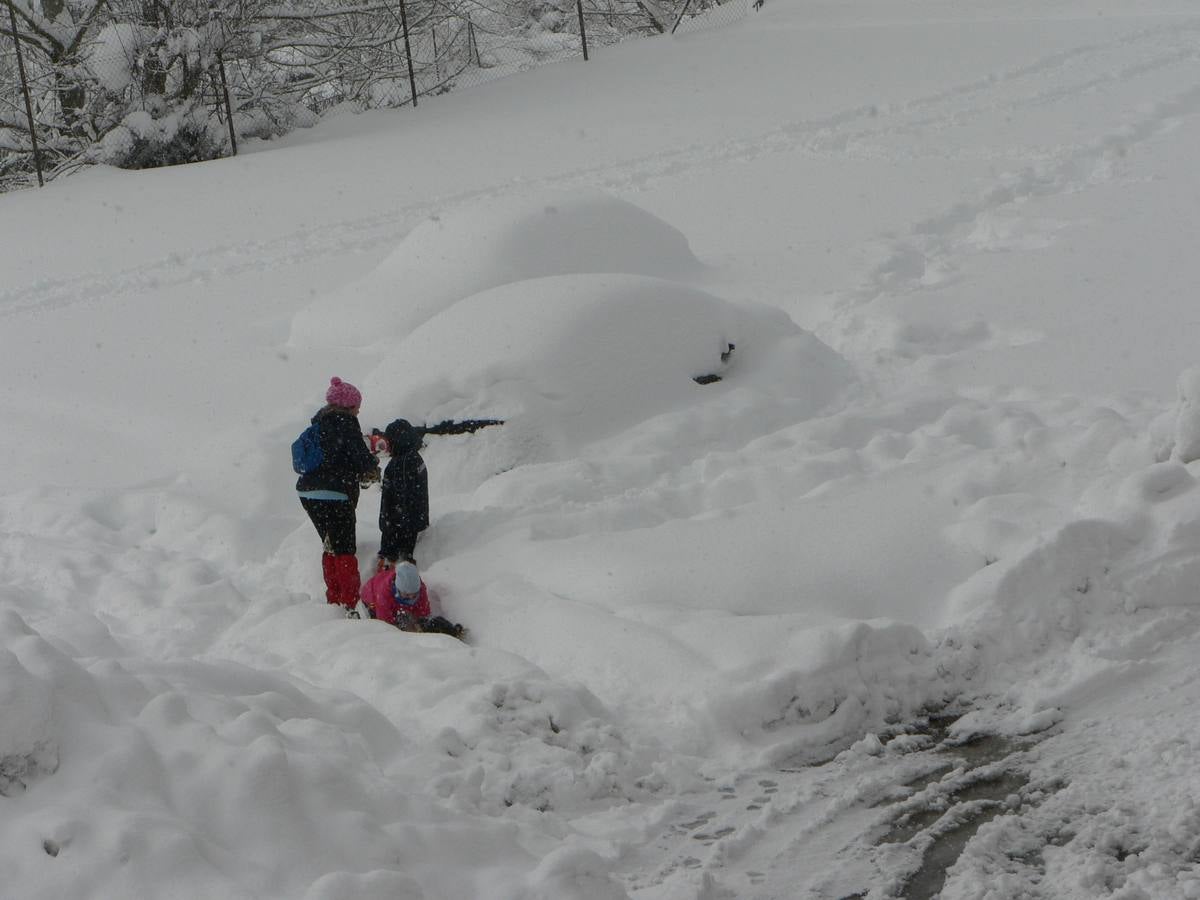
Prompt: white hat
<box><xmin>394</xmin><ymin>562</ymin><xmax>421</xmax><ymax>596</ymax></box>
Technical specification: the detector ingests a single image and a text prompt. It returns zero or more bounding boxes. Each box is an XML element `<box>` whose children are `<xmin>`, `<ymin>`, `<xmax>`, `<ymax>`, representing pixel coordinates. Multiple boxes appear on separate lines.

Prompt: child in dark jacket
<box><xmin>296</xmin><ymin>377</ymin><xmax>380</xmax><ymax>613</ymax></box>
<box><xmin>377</xmin><ymin>418</ymin><xmax>430</xmax><ymax>569</ymax></box>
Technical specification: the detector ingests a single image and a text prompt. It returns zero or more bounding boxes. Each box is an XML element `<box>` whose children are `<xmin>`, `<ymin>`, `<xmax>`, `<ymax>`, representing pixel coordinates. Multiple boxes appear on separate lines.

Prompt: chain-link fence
<box><xmin>0</xmin><ymin>0</ymin><xmax>750</xmax><ymax>191</ymax></box>
<box><xmin>319</xmin><ymin>0</ymin><xmax>750</xmax><ymax>106</ymax></box>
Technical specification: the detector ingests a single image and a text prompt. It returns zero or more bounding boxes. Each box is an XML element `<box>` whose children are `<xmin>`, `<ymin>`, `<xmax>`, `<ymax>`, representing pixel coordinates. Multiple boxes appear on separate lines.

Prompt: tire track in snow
<box><xmin>1</xmin><ymin>21</ymin><xmax>1198</xmax><ymax>319</ymax></box>
<box><xmin>619</xmin><ymin>717</ymin><xmax>1050</xmax><ymax>899</ymax></box>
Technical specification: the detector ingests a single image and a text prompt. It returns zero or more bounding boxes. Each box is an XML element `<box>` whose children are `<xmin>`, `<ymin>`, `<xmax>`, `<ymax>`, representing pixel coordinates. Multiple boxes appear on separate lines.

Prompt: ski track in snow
<box><xmin>2</xmin><ymin>22</ymin><xmax>1199</xmax><ymax>320</ymax></box>
<box><xmin>851</xmin><ymin>53</ymin><xmax>1200</xmax><ymax>305</ymax></box>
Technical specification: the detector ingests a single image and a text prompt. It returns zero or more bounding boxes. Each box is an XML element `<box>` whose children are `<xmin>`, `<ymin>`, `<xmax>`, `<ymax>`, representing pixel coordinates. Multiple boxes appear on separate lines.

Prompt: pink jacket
<box><xmin>362</xmin><ymin>568</ymin><xmax>430</xmax><ymax>624</ymax></box>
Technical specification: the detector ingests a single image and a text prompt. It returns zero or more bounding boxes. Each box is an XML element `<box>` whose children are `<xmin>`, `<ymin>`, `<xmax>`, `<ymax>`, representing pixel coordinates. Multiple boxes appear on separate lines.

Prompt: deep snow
<box><xmin>5</xmin><ymin>0</ymin><xmax>1200</xmax><ymax>897</ymax></box>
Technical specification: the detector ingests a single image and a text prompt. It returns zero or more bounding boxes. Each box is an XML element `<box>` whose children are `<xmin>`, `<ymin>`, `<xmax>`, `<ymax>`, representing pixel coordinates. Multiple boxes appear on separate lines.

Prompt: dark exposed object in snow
<box><xmin>366</xmin><ymin>419</ymin><xmax>503</xmax><ymax>455</ymax></box>
<box><xmin>0</xmin><ymin>743</ymin><xmax>59</xmax><ymax>797</ymax></box>
<box><xmin>693</xmin><ymin>343</ymin><xmax>736</xmax><ymax>385</ymax></box>
<box><xmin>422</xmin><ymin>418</ymin><xmax>505</xmax><ymax>435</ymax></box>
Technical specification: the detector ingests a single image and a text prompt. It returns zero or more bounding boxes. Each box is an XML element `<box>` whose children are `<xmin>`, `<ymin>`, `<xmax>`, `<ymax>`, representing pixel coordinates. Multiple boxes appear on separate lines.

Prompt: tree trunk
<box><xmin>57</xmin><ymin>74</ymin><xmax>87</xmax><ymax>135</ymax></box>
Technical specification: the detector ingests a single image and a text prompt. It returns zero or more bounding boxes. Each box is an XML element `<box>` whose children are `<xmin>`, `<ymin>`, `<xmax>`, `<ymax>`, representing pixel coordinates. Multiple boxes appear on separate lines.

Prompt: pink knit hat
<box><xmin>325</xmin><ymin>376</ymin><xmax>362</xmax><ymax>409</ymax></box>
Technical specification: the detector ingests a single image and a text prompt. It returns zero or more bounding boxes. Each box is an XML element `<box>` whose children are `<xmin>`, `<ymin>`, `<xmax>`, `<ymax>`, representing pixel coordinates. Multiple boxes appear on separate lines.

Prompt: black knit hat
<box><xmin>384</xmin><ymin>419</ymin><xmax>422</xmax><ymax>454</ymax></box>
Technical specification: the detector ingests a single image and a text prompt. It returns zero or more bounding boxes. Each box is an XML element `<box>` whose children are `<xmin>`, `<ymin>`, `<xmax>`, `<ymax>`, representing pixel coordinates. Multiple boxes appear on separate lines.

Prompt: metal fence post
<box><xmin>431</xmin><ymin>24</ymin><xmax>440</xmax><ymax>82</ymax></box>
<box><xmin>467</xmin><ymin>16</ymin><xmax>480</xmax><ymax>67</ymax></box>
<box><xmin>575</xmin><ymin>0</ymin><xmax>589</xmax><ymax>60</ymax></box>
<box><xmin>8</xmin><ymin>2</ymin><xmax>44</xmax><ymax>186</ymax></box>
<box><xmin>215</xmin><ymin>49</ymin><xmax>238</xmax><ymax>156</ymax></box>
<box><xmin>670</xmin><ymin>0</ymin><xmax>694</xmax><ymax>34</ymax></box>
<box><xmin>397</xmin><ymin>0</ymin><xmax>418</xmax><ymax>107</ymax></box>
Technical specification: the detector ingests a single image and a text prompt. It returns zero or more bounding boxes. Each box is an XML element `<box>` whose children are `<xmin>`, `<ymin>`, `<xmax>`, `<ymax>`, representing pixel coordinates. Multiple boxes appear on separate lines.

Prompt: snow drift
<box><xmin>288</xmin><ymin>190</ymin><xmax>702</xmax><ymax>350</ymax></box>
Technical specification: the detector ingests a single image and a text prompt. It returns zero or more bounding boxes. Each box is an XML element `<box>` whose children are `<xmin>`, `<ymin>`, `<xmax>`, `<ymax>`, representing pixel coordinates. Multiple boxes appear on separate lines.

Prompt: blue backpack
<box><xmin>291</xmin><ymin>422</ymin><xmax>324</xmax><ymax>474</ymax></box>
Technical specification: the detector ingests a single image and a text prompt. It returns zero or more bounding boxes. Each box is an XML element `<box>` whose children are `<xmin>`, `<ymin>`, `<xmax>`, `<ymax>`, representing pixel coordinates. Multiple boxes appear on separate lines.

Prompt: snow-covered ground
<box><xmin>5</xmin><ymin>0</ymin><xmax>1200</xmax><ymax>897</ymax></box>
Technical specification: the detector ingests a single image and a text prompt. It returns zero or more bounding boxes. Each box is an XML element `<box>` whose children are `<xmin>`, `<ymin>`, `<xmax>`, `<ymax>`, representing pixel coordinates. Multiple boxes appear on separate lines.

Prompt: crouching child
<box><xmin>361</xmin><ymin>561</ymin><xmax>465</xmax><ymax>638</ymax></box>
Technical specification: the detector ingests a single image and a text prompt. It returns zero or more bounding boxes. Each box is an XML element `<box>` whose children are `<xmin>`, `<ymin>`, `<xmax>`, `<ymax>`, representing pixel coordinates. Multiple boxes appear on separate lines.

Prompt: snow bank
<box><xmin>427</xmin><ymin>454</ymin><xmax>981</xmax><ymax>764</ymax></box>
<box><xmin>943</xmin><ymin>600</ymin><xmax>1200</xmax><ymax>900</ymax></box>
<box><xmin>211</xmin><ymin>599</ymin><xmax>696</xmax><ymax>819</ymax></box>
<box><xmin>288</xmin><ymin>190</ymin><xmax>701</xmax><ymax>350</ymax></box>
<box><xmin>0</xmin><ymin>603</ymin><xmax>549</xmax><ymax>900</ymax></box>
<box><xmin>0</xmin><ymin>613</ymin><xmax>58</xmax><ymax>797</ymax></box>
<box><xmin>1172</xmin><ymin>368</ymin><xmax>1200</xmax><ymax>464</ymax></box>
<box><xmin>941</xmin><ymin>458</ymin><xmax>1200</xmax><ymax>726</ymax></box>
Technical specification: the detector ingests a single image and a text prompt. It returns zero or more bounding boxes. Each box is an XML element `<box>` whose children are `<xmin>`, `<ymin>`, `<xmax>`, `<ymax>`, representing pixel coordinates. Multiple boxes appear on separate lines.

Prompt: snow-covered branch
<box><xmin>2</xmin><ymin>0</ymin><xmax>690</xmax><ymax>185</ymax></box>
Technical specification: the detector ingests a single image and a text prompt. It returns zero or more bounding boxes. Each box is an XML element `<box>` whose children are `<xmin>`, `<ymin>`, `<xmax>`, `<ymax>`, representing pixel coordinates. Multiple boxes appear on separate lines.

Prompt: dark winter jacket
<box><xmin>378</xmin><ymin>419</ymin><xmax>430</xmax><ymax>560</ymax></box>
<box><xmin>296</xmin><ymin>406</ymin><xmax>379</xmax><ymax>499</ymax></box>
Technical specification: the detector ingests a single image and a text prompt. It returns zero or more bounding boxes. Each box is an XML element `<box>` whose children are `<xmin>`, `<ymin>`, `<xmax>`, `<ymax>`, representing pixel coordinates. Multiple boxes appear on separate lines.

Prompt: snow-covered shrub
<box><xmin>91</xmin><ymin>107</ymin><xmax>226</xmax><ymax>169</ymax></box>
<box><xmin>235</xmin><ymin>101</ymin><xmax>318</xmax><ymax>141</ymax></box>
<box><xmin>526</xmin><ymin>1</ymin><xmax>569</xmax><ymax>32</ymax></box>
<box><xmin>112</xmin><ymin>115</ymin><xmax>226</xmax><ymax>169</ymax></box>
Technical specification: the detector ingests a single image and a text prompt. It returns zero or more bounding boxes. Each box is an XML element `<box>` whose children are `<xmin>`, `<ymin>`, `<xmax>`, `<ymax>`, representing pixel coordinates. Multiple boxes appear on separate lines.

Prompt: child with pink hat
<box><xmin>295</xmin><ymin>377</ymin><xmax>380</xmax><ymax>615</ymax></box>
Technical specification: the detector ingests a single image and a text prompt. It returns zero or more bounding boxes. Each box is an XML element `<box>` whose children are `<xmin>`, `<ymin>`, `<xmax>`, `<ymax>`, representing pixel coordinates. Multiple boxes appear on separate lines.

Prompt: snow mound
<box><xmin>211</xmin><ymin>600</ymin><xmax>688</xmax><ymax>819</ymax></box>
<box><xmin>364</xmin><ymin>273</ymin><xmax>855</xmax><ymax>475</ymax></box>
<box><xmin>942</xmin><ymin>460</ymin><xmax>1200</xmax><ymax>719</ymax></box>
<box><xmin>0</xmin><ymin>606</ymin><xmax>545</xmax><ymax>900</ymax></box>
<box><xmin>0</xmin><ymin>612</ymin><xmax>59</xmax><ymax>796</ymax></box>
<box><xmin>288</xmin><ymin>189</ymin><xmax>701</xmax><ymax>349</ymax></box>
<box><xmin>1172</xmin><ymin>367</ymin><xmax>1200</xmax><ymax>463</ymax></box>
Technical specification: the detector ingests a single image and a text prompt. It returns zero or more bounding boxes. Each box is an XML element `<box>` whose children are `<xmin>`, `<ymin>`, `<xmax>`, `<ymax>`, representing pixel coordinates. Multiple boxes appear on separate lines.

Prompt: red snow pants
<box><xmin>321</xmin><ymin>552</ymin><xmax>361</xmax><ymax>609</ymax></box>
<box><xmin>301</xmin><ymin>497</ymin><xmax>361</xmax><ymax>609</ymax></box>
